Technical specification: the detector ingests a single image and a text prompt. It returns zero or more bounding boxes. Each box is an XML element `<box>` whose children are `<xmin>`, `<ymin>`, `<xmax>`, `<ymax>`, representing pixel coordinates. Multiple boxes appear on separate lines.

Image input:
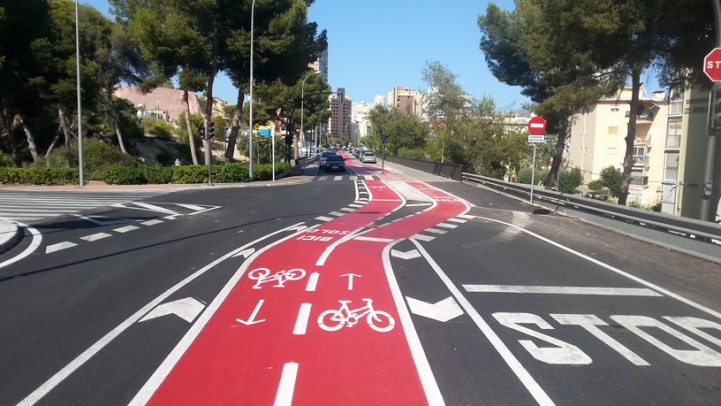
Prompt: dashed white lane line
<box><xmin>141</xmin><ymin>219</ymin><xmax>164</xmax><ymax>226</ymax></box>
<box><xmin>80</xmin><ymin>233</ymin><xmax>112</xmax><ymax>242</ymax></box>
<box><xmin>46</xmin><ymin>241</ymin><xmax>77</xmax><ymax>254</ymax></box>
<box><xmin>114</xmin><ymin>225</ymin><xmax>140</xmax><ymax>233</ymax></box>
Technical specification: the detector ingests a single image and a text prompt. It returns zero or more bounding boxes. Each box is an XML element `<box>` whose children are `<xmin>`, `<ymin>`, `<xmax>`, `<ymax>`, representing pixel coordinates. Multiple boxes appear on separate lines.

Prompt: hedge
<box><xmin>0</xmin><ymin>167</ymin><xmax>79</xmax><ymax>185</ymax></box>
<box><xmin>1</xmin><ymin>162</ymin><xmax>294</xmax><ymax>186</ymax></box>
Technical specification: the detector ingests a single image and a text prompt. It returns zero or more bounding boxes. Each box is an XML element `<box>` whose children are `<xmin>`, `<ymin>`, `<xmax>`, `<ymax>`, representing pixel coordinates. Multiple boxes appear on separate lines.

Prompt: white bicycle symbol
<box><xmin>247</xmin><ymin>267</ymin><xmax>306</xmax><ymax>289</ymax></box>
<box><xmin>318</xmin><ymin>298</ymin><xmax>395</xmax><ymax>332</ymax></box>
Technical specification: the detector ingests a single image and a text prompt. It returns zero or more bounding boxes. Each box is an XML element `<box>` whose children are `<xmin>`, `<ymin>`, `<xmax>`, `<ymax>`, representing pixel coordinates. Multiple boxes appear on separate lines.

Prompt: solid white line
<box><xmin>80</xmin><ymin>233</ymin><xmax>112</xmax><ymax>242</ymax></box>
<box><xmin>474</xmin><ymin>216</ymin><xmax>721</xmax><ymax>321</ymax></box>
<box><xmin>133</xmin><ymin>202</ymin><xmax>181</xmax><ymax>215</ymax></box>
<box><xmin>174</xmin><ymin>203</ymin><xmax>206</xmax><ymax>211</ymax></box>
<box><xmin>382</xmin><ymin>241</ymin><xmax>445</xmax><ymax>405</ymax></box>
<box><xmin>446</xmin><ymin>218</ymin><xmax>467</xmax><ymax>223</ymax></box>
<box><xmin>410</xmin><ymin>239</ymin><xmax>555</xmax><ymax>406</ymax></box>
<box><xmin>113</xmin><ymin>225</ymin><xmax>139</xmax><ymax>233</ymax></box>
<box><xmin>372</xmin><ymin>199</ymin><xmax>403</xmax><ymax>202</ymax></box>
<box><xmin>0</xmin><ymin>223</ymin><xmax>41</xmax><ymax>269</ymax></box>
<box><xmin>405</xmin><ymin>203</ymin><xmax>433</xmax><ymax>207</ymax></box>
<box><xmin>293</xmin><ymin>304</ymin><xmax>312</xmax><ymax>335</ymax></box>
<box><xmin>274</xmin><ymin>362</ymin><xmax>299</xmax><ymax>406</ymax></box>
<box><xmin>18</xmin><ymin>222</ymin><xmax>308</xmax><ymax>406</ymax></box>
<box><xmin>463</xmin><ymin>285</ymin><xmax>663</xmax><ymax>296</ymax></box>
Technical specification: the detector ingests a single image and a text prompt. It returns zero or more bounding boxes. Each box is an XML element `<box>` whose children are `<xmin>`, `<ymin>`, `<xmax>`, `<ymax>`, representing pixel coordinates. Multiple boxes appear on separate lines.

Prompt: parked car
<box><xmin>323</xmin><ymin>154</ymin><xmax>346</xmax><ymax>172</ymax></box>
<box><xmin>361</xmin><ymin>151</ymin><xmax>376</xmax><ymax>163</ymax></box>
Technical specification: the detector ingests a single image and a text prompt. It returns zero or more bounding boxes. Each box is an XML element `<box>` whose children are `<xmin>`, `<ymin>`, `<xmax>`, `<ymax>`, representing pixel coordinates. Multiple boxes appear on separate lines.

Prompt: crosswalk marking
<box><xmin>0</xmin><ymin>190</ymin><xmax>173</xmax><ymax>224</ymax></box>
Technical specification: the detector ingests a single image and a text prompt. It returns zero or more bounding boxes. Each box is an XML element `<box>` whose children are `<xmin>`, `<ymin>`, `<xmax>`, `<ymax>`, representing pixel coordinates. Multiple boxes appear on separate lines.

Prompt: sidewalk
<box><xmin>0</xmin><ymin>219</ymin><xmax>19</xmax><ymax>254</ymax></box>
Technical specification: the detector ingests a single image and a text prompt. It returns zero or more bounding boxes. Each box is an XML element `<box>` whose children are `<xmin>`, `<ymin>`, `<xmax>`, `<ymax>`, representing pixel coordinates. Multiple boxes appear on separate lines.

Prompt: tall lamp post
<box><xmin>248</xmin><ymin>0</ymin><xmax>256</xmax><ymax>181</ymax></box>
<box><xmin>300</xmin><ymin>71</ymin><xmax>319</xmax><ymax>159</ymax></box>
<box><xmin>75</xmin><ymin>0</ymin><xmax>84</xmax><ymax>186</ymax></box>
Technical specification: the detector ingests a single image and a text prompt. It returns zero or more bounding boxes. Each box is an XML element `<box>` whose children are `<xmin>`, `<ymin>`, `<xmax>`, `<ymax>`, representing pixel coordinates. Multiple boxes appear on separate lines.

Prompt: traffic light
<box><xmin>381</xmin><ymin>130</ymin><xmax>387</xmax><ymax>144</ymax></box>
<box><xmin>198</xmin><ymin>124</ymin><xmax>206</xmax><ymax>139</ymax></box>
<box><xmin>709</xmin><ymin>83</ymin><xmax>721</xmax><ymax>132</ymax></box>
<box><xmin>208</xmin><ymin>120</ymin><xmax>215</xmax><ymax>138</ymax></box>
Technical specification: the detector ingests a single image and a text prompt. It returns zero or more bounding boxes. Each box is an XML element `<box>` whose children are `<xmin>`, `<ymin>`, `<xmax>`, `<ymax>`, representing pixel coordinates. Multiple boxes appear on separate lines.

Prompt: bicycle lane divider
<box><xmin>131</xmin><ymin>180</ymin><xmax>416</xmax><ymax>405</ymax></box>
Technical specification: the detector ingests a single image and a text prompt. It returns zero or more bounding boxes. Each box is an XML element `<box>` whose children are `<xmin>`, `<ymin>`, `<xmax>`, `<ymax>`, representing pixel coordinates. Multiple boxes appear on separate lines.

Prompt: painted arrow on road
<box><xmin>406</xmin><ymin>296</ymin><xmax>464</xmax><ymax>322</ymax></box>
<box><xmin>391</xmin><ymin>248</ymin><xmax>421</xmax><ymax>260</ymax></box>
<box><xmin>139</xmin><ymin>297</ymin><xmax>205</xmax><ymax>323</ymax></box>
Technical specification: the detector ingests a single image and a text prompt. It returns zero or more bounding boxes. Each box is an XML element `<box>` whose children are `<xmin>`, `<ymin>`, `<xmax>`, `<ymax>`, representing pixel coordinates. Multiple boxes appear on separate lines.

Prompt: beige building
<box><xmin>387</xmin><ymin>87</ymin><xmax>423</xmax><ymax>117</ymax></box>
<box><xmin>568</xmin><ymin>86</ymin><xmax>669</xmax><ymax>206</ymax></box>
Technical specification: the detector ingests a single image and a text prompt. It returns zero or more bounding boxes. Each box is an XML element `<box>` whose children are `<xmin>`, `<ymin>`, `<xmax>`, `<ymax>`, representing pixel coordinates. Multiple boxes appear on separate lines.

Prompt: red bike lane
<box><xmin>134</xmin><ymin>180</ymin><xmax>469</xmax><ymax>405</ymax></box>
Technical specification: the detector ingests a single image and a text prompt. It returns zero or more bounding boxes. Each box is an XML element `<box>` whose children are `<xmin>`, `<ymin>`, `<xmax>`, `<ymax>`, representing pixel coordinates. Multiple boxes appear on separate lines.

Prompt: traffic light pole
<box><xmin>702</xmin><ymin>0</ymin><xmax>721</xmax><ymax>221</ymax></box>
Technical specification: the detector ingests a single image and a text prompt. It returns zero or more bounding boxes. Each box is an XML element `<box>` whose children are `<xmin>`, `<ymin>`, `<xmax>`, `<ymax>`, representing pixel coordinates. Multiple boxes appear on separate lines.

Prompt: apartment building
<box><xmin>387</xmin><ymin>87</ymin><xmax>423</xmax><ymax>117</ymax></box>
<box><xmin>351</xmin><ymin>101</ymin><xmax>375</xmax><ymax>145</ymax></box>
<box><xmin>568</xmin><ymin>86</ymin><xmax>669</xmax><ymax>206</ymax></box>
<box><xmin>329</xmin><ymin>88</ymin><xmax>352</xmax><ymax>141</ymax></box>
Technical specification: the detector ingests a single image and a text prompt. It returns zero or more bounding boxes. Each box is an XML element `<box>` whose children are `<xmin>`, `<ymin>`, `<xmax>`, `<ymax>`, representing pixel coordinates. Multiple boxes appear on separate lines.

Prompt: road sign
<box><xmin>705</xmin><ymin>48</ymin><xmax>721</xmax><ymax>82</ymax></box>
<box><xmin>528</xmin><ymin>116</ymin><xmax>546</xmax><ymax>135</ymax></box>
<box><xmin>527</xmin><ymin>134</ymin><xmax>546</xmax><ymax>144</ymax></box>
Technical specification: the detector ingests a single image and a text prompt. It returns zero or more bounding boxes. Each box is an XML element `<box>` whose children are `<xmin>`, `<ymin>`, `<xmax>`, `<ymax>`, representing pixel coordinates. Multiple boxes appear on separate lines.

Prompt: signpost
<box><xmin>702</xmin><ymin>47</ymin><xmax>721</xmax><ymax>221</ymax></box>
<box><xmin>527</xmin><ymin>116</ymin><xmax>547</xmax><ymax>204</ymax></box>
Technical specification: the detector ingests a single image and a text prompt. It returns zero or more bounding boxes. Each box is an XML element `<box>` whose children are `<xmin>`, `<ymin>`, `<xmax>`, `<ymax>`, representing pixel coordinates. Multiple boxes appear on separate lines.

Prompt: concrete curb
<box><xmin>0</xmin><ymin>219</ymin><xmax>20</xmax><ymax>254</ymax></box>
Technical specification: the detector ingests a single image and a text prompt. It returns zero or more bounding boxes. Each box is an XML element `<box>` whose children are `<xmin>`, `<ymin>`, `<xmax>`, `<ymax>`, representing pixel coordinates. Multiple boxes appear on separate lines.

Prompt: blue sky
<box><xmin>82</xmin><ymin>0</ymin><xmax>661</xmax><ymax>109</ymax></box>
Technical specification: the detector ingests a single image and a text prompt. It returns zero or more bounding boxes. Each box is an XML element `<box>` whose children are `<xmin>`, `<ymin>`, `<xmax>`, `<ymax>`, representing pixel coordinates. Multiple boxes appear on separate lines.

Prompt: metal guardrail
<box><xmin>383</xmin><ymin>155</ymin><xmax>463</xmax><ymax>181</ymax></box>
<box><xmin>462</xmin><ymin>173</ymin><xmax>721</xmax><ymax>260</ymax></box>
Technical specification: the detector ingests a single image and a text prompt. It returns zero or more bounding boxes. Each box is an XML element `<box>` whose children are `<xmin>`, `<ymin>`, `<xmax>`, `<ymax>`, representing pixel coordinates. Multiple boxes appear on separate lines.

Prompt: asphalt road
<box><xmin>1</xmin><ymin>156</ymin><xmax>720</xmax><ymax>405</ymax></box>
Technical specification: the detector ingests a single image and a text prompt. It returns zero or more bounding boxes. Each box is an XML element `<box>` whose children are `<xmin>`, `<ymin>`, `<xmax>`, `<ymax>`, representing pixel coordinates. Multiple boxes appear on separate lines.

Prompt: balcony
<box><xmin>630</xmin><ymin>175</ymin><xmax>649</xmax><ymax>186</ymax></box>
<box><xmin>625</xmin><ymin>111</ymin><xmax>654</xmax><ymax>123</ymax></box>
<box><xmin>633</xmin><ymin>156</ymin><xmax>648</xmax><ymax>165</ymax></box>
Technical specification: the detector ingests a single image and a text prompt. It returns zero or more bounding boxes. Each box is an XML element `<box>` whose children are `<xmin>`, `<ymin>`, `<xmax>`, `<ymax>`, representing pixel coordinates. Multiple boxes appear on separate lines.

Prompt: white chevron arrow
<box><xmin>406</xmin><ymin>296</ymin><xmax>463</xmax><ymax>322</ymax></box>
<box><xmin>139</xmin><ymin>297</ymin><xmax>205</xmax><ymax>323</ymax></box>
<box><xmin>391</xmin><ymin>249</ymin><xmax>421</xmax><ymax>260</ymax></box>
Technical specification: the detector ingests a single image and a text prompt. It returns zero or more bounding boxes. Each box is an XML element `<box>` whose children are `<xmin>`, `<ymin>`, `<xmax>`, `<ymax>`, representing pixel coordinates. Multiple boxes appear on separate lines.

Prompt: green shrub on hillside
<box><xmin>558</xmin><ymin>168</ymin><xmax>583</xmax><ymax>193</ymax></box>
<box><xmin>0</xmin><ymin>167</ymin><xmax>78</xmax><ymax>185</ymax></box>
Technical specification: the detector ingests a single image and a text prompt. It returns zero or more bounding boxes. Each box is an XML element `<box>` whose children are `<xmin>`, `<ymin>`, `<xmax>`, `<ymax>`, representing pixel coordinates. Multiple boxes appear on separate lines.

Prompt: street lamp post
<box><xmin>248</xmin><ymin>0</ymin><xmax>256</xmax><ymax>181</ymax></box>
<box><xmin>299</xmin><ymin>71</ymin><xmax>319</xmax><ymax>160</ymax></box>
<box><xmin>75</xmin><ymin>0</ymin><xmax>84</xmax><ymax>186</ymax></box>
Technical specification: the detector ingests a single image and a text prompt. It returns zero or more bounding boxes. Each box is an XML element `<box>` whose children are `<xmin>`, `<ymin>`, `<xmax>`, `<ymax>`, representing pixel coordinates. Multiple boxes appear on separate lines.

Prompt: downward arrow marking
<box><xmin>236</xmin><ymin>300</ymin><xmax>266</xmax><ymax>325</ymax></box>
<box><xmin>406</xmin><ymin>296</ymin><xmax>463</xmax><ymax>322</ymax></box>
<box><xmin>139</xmin><ymin>297</ymin><xmax>205</xmax><ymax>323</ymax></box>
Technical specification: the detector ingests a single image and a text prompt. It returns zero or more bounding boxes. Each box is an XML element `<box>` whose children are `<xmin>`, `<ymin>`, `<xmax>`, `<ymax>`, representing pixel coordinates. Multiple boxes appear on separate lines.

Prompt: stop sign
<box><xmin>704</xmin><ymin>48</ymin><xmax>721</xmax><ymax>82</ymax></box>
<box><xmin>528</xmin><ymin>116</ymin><xmax>546</xmax><ymax>135</ymax></box>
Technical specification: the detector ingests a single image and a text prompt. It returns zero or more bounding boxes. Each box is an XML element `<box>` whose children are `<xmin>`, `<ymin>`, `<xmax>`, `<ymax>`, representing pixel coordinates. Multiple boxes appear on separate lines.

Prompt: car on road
<box><xmin>319</xmin><ymin>151</ymin><xmax>336</xmax><ymax>168</ymax></box>
<box><xmin>361</xmin><ymin>151</ymin><xmax>376</xmax><ymax>163</ymax></box>
<box><xmin>323</xmin><ymin>154</ymin><xmax>346</xmax><ymax>172</ymax></box>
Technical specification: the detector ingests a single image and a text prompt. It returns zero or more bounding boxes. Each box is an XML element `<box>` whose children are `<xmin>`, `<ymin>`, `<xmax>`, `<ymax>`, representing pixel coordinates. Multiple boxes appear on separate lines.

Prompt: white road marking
<box><xmin>274</xmin><ymin>362</ymin><xmax>299</xmax><ymax>406</ymax></box>
<box><xmin>340</xmin><ymin>207</ymin><xmax>354</xmax><ymax>212</ymax></box>
<box><xmin>45</xmin><ymin>241</ymin><xmax>77</xmax><ymax>254</ymax></box>
<box><xmin>141</xmin><ymin>219</ymin><xmax>163</xmax><ymax>226</ymax></box>
<box><xmin>435</xmin><ymin>222</ymin><xmax>457</xmax><ymax>229</ymax></box>
<box><xmin>315</xmin><ymin>216</ymin><xmax>334</xmax><ymax>222</ymax></box>
<box><xmin>139</xmin><ymin>298</ymin><xmax>205</xmax><ymax>323</ymax></box>
<box><xmin>293</xmin><ymin>304</ymin><xmax>312</xmax><ymax>335</ymax></box>
<box><xmin>446</xmin><ymin>218</ymin><xmax>467</xmax><ymax>223</ymax></box>
<box><xmin>328</xmin><ymin>211</ymin><xmax>346</xmax><ymax>217</ymax></box>
<box><xmin>406</xmin><ymin>296</ymin><xmax>464</xmax><ymax>322</ymax></box>
<box><xmin>80</xmin><ymin>233</ymin><xmax>112</xmax><ymax>242</ymax></box>
<box><xmin>113</xmin><ymin>225</ymin><xmax>139</xmax><ymax>233</ymax></box>
<box><xmin>0</xmin><ymin>223</ymin><xmax>42</xmax><ymax>269</ymax></box>
<box><xmin>19</xmin><ymin>223</ymin><xmax>307</xmax><ymax>406</ymax></box>
<box><xmin>409</xmin><ymin>239</ymin><xmax>555</xmax><ymax>406</ymax></box>
<box><xmin>353</xmin><ymin>236</ymin><xmax>394</xmax><ymax>243</ymax></box>
<box><xmin>411</xmin><ymin>234</ymin><xmax>435</xmax><ymax>242</ymax></box>
<box><xmin>390</xmin><ymin>249</ymin><xmax>421</xmax><ymax>260</ymax></box>
<box><xmin>305</xmin><ymin>272</ymin><xmax>319</xmax><ymax>291</ymax></box>
<box><xmin>424</xmin><ymin>228</ymin><xmax>447</xmax><ymax>235</ymax></box>
<box><xmin>463</xmin><ymin>285</ymin><xmax>662</xmax><ymax>296</ymax></box>
<box><xmin>383</xmin><ymin>242</ymin><xmax>446</xmax><ymax>405</ymax></box>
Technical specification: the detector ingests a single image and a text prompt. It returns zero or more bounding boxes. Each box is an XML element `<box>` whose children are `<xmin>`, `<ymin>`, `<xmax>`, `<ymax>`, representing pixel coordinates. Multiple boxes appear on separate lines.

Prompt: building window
<box><xmin>610</xmin><ymin>105</ymin><xmax>620</xmax><ymax>112</ymax></box>
<box><xmin>669</xmin><ymin>99</ymin><xmax>683</xmax><ymax>115</ymax></box>
<box><xmin>664</xmin><ymin>152</ymin><xmax>679</xmax><ymax>181</ymax></box>
<box><xmin>630</xmin><ymin>168</ymin><xmax>648</xmax><ymax>185</ymax></box>
<box><xmin>633</xmin><ymin>146</ymin><xmax>647</xmax><ymax>164</ymax></box>
<box><xmin>666</xmin><ymin>117</ymin><xmax>682</xmax><ymax>148</ymax></box>
<box><xmin>608</xmin><ymin>126</ymin><xmax>618</xmax><ymax>135</ymax></box>
<box><xmin>607</xmin><ymin>147</ymin><xmax>617</xmax><ymax>155</ymax></box>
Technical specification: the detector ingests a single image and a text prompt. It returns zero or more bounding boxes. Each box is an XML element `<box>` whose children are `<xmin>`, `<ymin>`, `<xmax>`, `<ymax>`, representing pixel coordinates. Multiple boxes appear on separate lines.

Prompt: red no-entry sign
<box><xmin>704</xmin><ymin>48</ymin><xmax>721</xmax><ymax>82</ymax></box>
<box><xmin>528</xmin><ymin>116</ymin><xmax>546</xmax><ymax>135</ymax></box>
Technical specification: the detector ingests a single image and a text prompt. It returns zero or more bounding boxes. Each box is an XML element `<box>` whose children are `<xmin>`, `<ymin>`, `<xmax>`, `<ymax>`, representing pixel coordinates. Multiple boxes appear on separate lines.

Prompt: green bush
<box><xmin>600</xmin><ymin>166</ymin><xmax>622</xmax><ymax>197</ymax></box>
<box><xmin>587</xmin><ymin>179</ymin><xmax>605</xmax><ymax>191</ymax></box>
<box><xmin>145</xmin><ymin>166</ymin><xmax>173</xmax><ymax>184</ymax></box>
<box><xmin>102</xmin><ymin>166</ymin><xmax>146</xmax><ymax>185</ymax></box>
<box><xmin>518</xmin><ymin>167</ymin><xmax>549</xmax><ymax>185</ymax></box>
<box><xmin>558</xmin><ymin>168</ymin><xmax>583</xmax><ymax>193</ymax></box>
<box><xmin>0</xmin><ymin>167</ymin><xmax>78</xmax><ymax>185</ymax></box>
<box><xmin>173</xmin><ymin>165</ymin><xmax>209</xmax><ymax>184</ymax></box>
<box><xmin>148</xmin><ymin>120</ymin><xmax>175</xmax><ymax>140</ymax></box>
<box><xmin>0</xmin><ymin>151</ymin><xmax>14</xmax><ymax>167</ymax></box>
